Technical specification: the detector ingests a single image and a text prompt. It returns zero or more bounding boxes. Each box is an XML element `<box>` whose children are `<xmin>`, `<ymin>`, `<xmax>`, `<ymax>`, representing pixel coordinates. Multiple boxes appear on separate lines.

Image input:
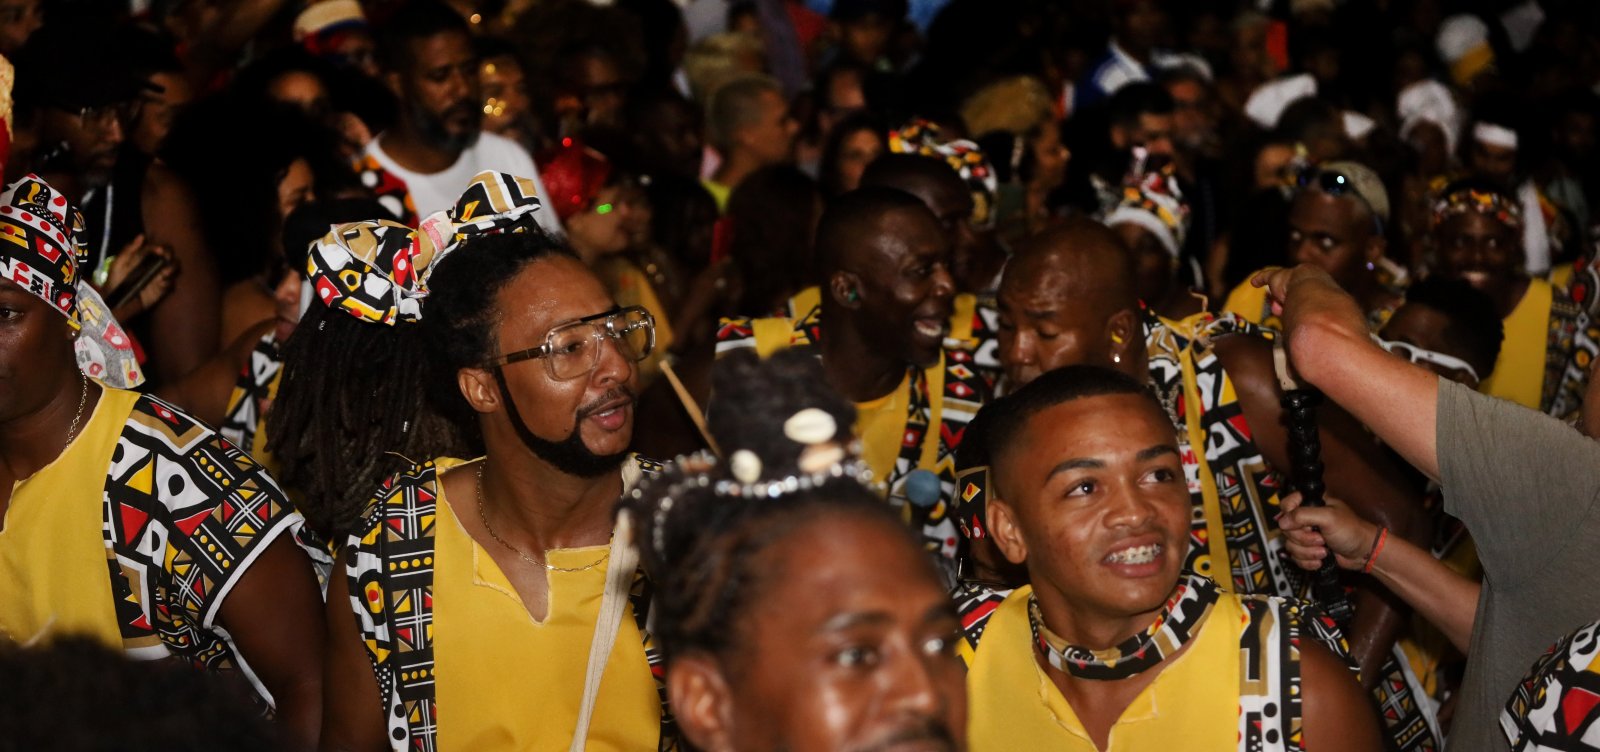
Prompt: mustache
<box><xmin>577</xmin><ymin>387</ymin><xmax>635</xmax><ymax>419</ymax></box>
<box><xmin>856</xmin><ymin>719</ymin><xmax>959</xmax><ymax>752</ymax></box>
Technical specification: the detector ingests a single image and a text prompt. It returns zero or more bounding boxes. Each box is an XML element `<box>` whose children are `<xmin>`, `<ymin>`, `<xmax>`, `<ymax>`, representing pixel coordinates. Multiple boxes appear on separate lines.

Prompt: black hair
<box><xmin>819</xmin><ymin>109</ymin><xmax>888</xmax><ymax>197</ymax></box>
<box><xmin>726</xmin><ymin>165</ymin><xmax>823</xmax><ymax>316</ymax></box>
<box><xmin>160</xmin><ymin>95</ymin><xmax>354</xmax><ymax>285</ymax></box>
<box><xmin>644</xmin><ymin>173</ymin><xmax>719</xmax><ymax>271</ymax></box>
<box><xmin>972</xmin><ymin>130</ymin><xmax>1034</xmax><ymax>185</ymax></box>
<box><xmin>0</xmin><ymin>637</ymin><xmax>278</xmax><ymax>752</ymax></box>
<box><xmin>280</xmin><ymin>197</ymin><xmax>396</xmax><ymax>273</ymax></box>
<box><xmin>980</xmin><ymin>364</ymin><xmax>1161</xmax><ymax>469</ymax></box>
<box><xmin>1399</xmin><ymin>276</ymin><xmax>1504</xmax><ymax>379</ymax></box>
<box><xmin>858</xmin><ymin>151</ymin><xmax>963</xmax><ymax>201</ymax></box>
<box><xmin>375</xmin><ymin>0</ymin><xmax>471</xmax><ymax>73</ymax></box>
<box><xmin>1107</xmin><ymin>82</ymin><xmax>1175</xmax><ymax>129</ymax></box>
<box><xmin>814</xmin><ymin>186</ymin><xmax>933</xmax><ymax>277</ymax></box>
<box><xmin>266</xmin><ymin>302</ymin><xmax>472</xmax><ymax>542</ymax></box>
<box><xmin>623</xmin><ymin>349</ymin><xmax>921</xmax><ymax>662</ymax></box>
<box><xmin>421</xmin><ymin>229</ymin><xmax>579</xmax><ymax>421</ymax></box>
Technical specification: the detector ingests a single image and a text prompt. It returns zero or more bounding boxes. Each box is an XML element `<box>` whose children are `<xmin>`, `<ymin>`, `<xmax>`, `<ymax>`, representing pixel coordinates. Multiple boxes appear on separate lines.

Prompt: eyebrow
<box><xmin>819</xmin><ymin>610</ymin><xmax>894</xmax><ymax>634</ymax></box>
<box><xmin>1044</xmin><ymin>444</ymin><xmax>1180</xmax><ymax>483</ymax></box>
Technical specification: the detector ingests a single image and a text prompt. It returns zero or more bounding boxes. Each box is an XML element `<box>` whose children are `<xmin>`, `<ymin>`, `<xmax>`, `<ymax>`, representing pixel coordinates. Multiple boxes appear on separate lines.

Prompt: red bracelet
<box><xmin>1362</xmin><ymin>527</ymin><xmax>1390</xmax><ymax>574</ymax></box>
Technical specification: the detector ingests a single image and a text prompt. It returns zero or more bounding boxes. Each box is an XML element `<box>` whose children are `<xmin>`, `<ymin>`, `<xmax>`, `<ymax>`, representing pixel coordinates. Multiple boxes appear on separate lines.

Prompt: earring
<box><xmin>1111</xmin><ymin>333</ymin><xmax>1124</xmax><ymax>344</ymax></box>
<box><xmin>1366</xmin><ymin>261</ymin><xmax>1376</xmax><ymax>271</ymax></box>
<box><xmin>1112</xmin><ymin>354</ymin><xmax>1122</xmax><ymax>364</ymax></box>
<box><xmin>846</xmin><ymin>289</ymin><xmax>859</xmax><ymax>302</ymax></box>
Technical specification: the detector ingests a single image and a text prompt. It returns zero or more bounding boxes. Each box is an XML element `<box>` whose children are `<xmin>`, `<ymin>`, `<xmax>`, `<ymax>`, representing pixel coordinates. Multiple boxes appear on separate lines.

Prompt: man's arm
<box><xmin>1252</xmin><ymin>266</ymin><xmax>1442</xmax><ymax>479</ymax></box>
<box><xmin>1216</xmin><ymin>333</ymin><xmax>1427</xmax><ymax>684</ymax></box>
<box><xmin>215</xmin><ymin>536</ymin><xmax>326</xmax><ymax>750</ymax></box>
<box><xmin>1300</xmin><ymin>638</ymin><xmax>1385</xmax><ymax>752</ymax></box>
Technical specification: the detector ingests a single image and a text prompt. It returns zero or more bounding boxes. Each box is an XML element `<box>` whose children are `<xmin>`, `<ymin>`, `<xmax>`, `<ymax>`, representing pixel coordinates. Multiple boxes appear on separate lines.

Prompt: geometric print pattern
<box><xmin>716</xmin><ymin>299</ymin><xmax>991</xmax><ymax>560</ymax></box>
<box><xmin>1142</xmin><ymin>309</ymin><xmax>1441</xmax><ymax>752</ymax></box>
<box><xmin>218</xmin><ymin>333</ymin><xmax>282</xmax><ymax>455</ymax></box>
<box><xmin>101</xmin><ymin>393</ymin><xmax>306</xmax><ymax>707</ymax></box>
<box><xmin>1505</xmin><ymin>620</ymin><xmax>1600</xmax><ymax>751</ymax></box>
<box><xmin>344</xmin><ymin>458</ymin><xmax>676</xmax><ymax>752</ymax></box>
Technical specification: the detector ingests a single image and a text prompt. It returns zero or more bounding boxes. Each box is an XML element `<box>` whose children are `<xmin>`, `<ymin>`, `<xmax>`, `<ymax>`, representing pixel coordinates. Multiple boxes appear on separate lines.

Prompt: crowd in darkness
<box><xmin>2</xmin><ymin>0</ymin><xmax>1600</xmax><ymax>750</ymax></box>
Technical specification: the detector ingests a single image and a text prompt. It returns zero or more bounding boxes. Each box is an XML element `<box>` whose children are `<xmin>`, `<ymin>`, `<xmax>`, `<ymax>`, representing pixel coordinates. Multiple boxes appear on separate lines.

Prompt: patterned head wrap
<box><xmin>0</xmin><ymin>175</ymin><xmax>143</xmax><ymax>387</ymax></box>
<box><xmin>1101</xmin><ymin>149</ymin><xmax>1190</xmax><ymax>258</ymax></box>
<box><xmin>888</xmin><ymin>119</ymin><xmax>999</xmax><ymax>230</ymax></box>
<box><xmin>306</xmin><ymin>171</ymin><xmax>543</xmax><ymax>325</ymax></box>
<box><xmin>1431</xmin><ymin>183</ymin><xmax>1523</xmax><ymax>232</ymax></box>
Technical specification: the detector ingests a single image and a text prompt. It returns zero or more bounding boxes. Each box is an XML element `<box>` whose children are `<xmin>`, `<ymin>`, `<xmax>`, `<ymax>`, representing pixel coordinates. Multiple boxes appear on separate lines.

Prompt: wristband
<box><xmin>1361</xmin><ymin>526</ymin><xmax>1389</xmax><ymax>574</ymax></box>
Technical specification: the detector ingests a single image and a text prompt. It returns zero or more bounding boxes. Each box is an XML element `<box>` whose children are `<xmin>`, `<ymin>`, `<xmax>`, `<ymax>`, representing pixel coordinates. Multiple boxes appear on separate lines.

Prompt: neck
<box><xmin>819</xmin><ymin>302</ymin><xmax>912</xmax><ymax>402</ymax></box>
<box><xmin>1033</xmin><ymin>581</ymin><xmax>1173</xmax><ymax>654</ymax></box>
<box><xmin>0</xmin><ymin>375</ymin><xmax>100</xmax><ymax>482</ymax></box>
<box><xmin>712</xmin><ymin>152</ymin><xmax>760</xmax><ymax>191</ymax></box>
<box><xmin>379</xmin><ymin>124</ymin><xmax>461</xmax><ymax>174</ymax></box>
<box><xmin>478</xmin><ymin>435</ymin><xmax>622</xmax><ymax>552</ymax></box>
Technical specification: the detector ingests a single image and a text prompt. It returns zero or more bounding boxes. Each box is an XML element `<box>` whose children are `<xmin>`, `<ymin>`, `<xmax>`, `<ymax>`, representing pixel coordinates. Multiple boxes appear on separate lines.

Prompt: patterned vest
<box><xmin>341</xmin><ymin>457</ymin><xmax>676</xmax><ymax>752</ymax></box>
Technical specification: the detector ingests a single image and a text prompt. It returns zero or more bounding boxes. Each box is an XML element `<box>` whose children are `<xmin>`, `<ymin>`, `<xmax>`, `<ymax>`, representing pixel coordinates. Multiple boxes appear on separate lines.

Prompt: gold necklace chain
<box><xmin>474</xmin><ymin>462</ymin><xmax>610</xmax><ymax>573</ymax></box>
<box><xmin>66</xmin><ymin>375</ymin><xmax>88</xmax><ymax>445</ymax></box>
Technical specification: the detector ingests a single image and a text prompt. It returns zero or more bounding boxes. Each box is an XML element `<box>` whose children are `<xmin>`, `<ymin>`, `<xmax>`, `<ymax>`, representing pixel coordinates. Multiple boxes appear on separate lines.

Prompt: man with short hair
<box><xmin>959</xmin><ymin>365</ymin><xmax>1381</xmax><ymax>751</ymax></box>
<box><xmin>984</xmin><ymin>218</ymin><xmax>1441</xmax><ymax>750</ymax></box>
<box><xmin>1076</xmin><ymin>0</ymin><xmax>1208</xmax><ymax>111</ymax></box>
<box><xmin>703</xmin><ymin>74</ymin><xmax>798</xmax><ymax>211</ymax></box>
<box><xmin>364</xmin><ymin>0</ymin><xmax>561</xmax><ymax>234</ymax></box>
<box><xmin>1224</xmin><ymin>161</ymin><xmax>1405</xmax><ymax>331</ymax></box>
<box><xmin>716</xmin><ymin>187</ymin><xmax>989</xmax><ymax>560</ymax></box>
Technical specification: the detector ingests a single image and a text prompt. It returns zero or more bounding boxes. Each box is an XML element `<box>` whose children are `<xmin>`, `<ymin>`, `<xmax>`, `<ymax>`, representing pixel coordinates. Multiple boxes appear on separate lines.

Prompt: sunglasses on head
<box><xmin>1298</xmin><ymin>168</ymin><xmax>1385</xmax><ymax>237</ymax></box>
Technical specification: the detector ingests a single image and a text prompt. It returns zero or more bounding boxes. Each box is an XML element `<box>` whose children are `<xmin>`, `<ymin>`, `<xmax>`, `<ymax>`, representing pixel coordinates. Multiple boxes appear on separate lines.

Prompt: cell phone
<box><xmin>104</xmin><ymin>251</ymin><xmax>171</xmax><ymax>312</ymax></box>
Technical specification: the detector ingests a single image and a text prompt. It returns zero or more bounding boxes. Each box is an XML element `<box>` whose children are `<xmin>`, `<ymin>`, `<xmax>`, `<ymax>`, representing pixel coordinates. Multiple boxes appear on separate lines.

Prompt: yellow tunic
<box><xmin>1222</xmin><ymin>276</ymin><xmax>1276</xmax><ymax>331</ymax></box>
<box><xmin>966</xmin><ymin>585</ymin><xmax>1239</xmax><ymax>752</ymax></box>
<box><xmin>431</xmin><ymin>458</ymin><xmax>659</xmax><ymax>752</ymax></box>
<box><xmin>1481</xmin><ymin>278</ymin><xmax>1554</xmax><ymax>411</ymax></box>
<box><xmin>0</xmin><ymin>388</ymin><xmax>137</xmax><ymax>647</ymax></box>
<box><xmin>855</xmin><ymin>374</ymin><xmax>912</xmax><ymax>487</ymax></box>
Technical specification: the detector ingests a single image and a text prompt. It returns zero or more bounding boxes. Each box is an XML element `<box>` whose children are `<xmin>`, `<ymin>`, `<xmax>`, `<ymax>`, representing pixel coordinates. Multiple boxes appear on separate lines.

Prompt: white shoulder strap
<box><xmin>570</xmin><ymin>510</ymin><xmax>638</xmax><ymax>752</ymax></box>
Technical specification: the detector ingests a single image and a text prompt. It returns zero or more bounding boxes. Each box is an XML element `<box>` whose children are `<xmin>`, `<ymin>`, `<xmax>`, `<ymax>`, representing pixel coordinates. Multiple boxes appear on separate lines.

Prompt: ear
<box><xmin>384</xmin><ymin>70</ymin><xmax>404</xmax><ymax>98</ymax></box>
<box><xmin>827</xmin><ymin>270</ymin><xmax>863</xmax><ymax>310</ymax></box>
<box><xmin>987</xmin><ymin>496</ymin><xmax>1029</xmax><ymax>566</ymax></box>
<box><xmin>668</xmin><ymin>654</ymin><xmax>738</xmax><ymax>752</ymax></box>
<box><xmin>1364</xmin><ymin>234</ymin><xmax>1387</xmax><ymax>265</ymax></box>
<box><xmin>1106</xmin><ymin>307</ymin><xmax>1139</xmax><ymax>362</ymax></box>
<box><xmin>457</xmin><ymin>367</ymin><xmax>501</xmax><ymax>415</ymax></box>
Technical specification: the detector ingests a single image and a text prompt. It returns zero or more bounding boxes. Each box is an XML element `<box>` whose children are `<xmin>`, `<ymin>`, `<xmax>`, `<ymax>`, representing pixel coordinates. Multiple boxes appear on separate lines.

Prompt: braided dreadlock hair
<box><xmin>266</xmin><ymin>301</ymin><xmax>472</xmax><ymax>542</ymax></box>
<box><xmin>622</xmin><ymin>349</ymin><xmax>928</xmax><ymax>663</ymax></box>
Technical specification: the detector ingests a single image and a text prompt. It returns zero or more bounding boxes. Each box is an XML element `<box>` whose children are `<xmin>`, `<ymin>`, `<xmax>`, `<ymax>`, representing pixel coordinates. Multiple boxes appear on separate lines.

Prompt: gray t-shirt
<box><xmin>1438</xmin><ymin>379</ymin><xmax>1600</xmax><ymax>750</ymax></box>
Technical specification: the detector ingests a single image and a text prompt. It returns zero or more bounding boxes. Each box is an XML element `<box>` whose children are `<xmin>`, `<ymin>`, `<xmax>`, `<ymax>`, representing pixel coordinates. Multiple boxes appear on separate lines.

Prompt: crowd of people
<box><xmin>2</xmin><ymin>0</ymin><xmax>1600</xmax><ymax>750</ymax></box>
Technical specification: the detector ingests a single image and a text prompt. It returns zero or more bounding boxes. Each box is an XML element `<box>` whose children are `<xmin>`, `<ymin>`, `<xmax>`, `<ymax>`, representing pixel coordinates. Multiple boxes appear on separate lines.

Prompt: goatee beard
<box><xmin>495</xmin><ymin>374</ymin><xmax>628</xmax><ymax>479</ymax></box>
<box><xmin>411</xmin><ymin>102</ymin><xmax>481</xmax><ymax>153</ymax></box>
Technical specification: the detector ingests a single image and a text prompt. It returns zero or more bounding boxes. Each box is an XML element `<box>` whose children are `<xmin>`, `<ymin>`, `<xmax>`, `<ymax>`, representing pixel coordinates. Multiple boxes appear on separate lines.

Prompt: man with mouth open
<box><xmin>363</xmin><ymin>0</ymin><xmax>562</xmax><ymax>237</ymax></box>
<box><xmin>321</xmin><ymin>230</ymin><xmax>673</xmax><ymax>750</ymax></box>
<box><xmin>716</xmin><ymin>187</ymin><xmax>991</xmax><ymax>562</ymax></box>
<box><xmin>959</xmin><ymin>364</ymin><xmax>1382</xmax><ymax>752</ymax></box>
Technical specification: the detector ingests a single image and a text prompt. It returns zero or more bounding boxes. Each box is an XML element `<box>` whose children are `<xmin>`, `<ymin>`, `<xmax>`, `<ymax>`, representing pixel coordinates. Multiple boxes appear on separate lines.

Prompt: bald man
<box><xmin>717</xmin><ymin>187</ymin><xmax>991</xmax><ymax>563</ymax></box>
<box><xmin>861</xmin><ymin>153</ymin><xmax>1006</xmax><ymax>387</ymax></box>
<box><xmin>975</xmin><ymin>218</ymin><xmax>1440</xmax><ymax>751</ymax></box>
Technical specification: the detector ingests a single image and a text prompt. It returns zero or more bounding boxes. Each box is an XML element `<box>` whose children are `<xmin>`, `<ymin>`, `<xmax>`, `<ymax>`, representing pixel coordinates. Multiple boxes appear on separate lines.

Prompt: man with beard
<box><xmin>321</xmin><ymin>230</ymin><xmax>670</xmax><ymax>750</ymax></box>
<box><xmin>979</xmin><ymin>219</ymin><xmax>1441</xmax><ymax>750</ymax></box>
<box><xmin>960</xmin><ymin>365</ymin><xmax>1381</xmax><ymax>751</ymax></box>
<box><xmin>716</xmin><ymin>187</ymin><xmax>989</xmax><ymax>562</ymax></box>
<box><xmin>365</xmin><ymin>0</ymin><xmax>561</xmax><ymax>236</ymax></box>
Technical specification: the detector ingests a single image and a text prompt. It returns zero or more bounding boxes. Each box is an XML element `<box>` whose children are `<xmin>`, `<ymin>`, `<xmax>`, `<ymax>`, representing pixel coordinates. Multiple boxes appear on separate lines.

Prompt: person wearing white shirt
<box><xmin>367</xmin><ymin>0</ymin><xmax>562</xmax><ymax>236</ymax></box>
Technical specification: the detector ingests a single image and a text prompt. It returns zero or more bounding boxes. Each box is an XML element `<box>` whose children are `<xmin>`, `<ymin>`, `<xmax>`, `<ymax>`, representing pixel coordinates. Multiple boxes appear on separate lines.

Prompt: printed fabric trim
<box><xmin>344</xmin><ymin>458</ymin><xmax>677</xmax><ymax>752</ymax></box>
<box><xmin>1504</xmin><ymin>619</ymin><xmax>1600</xmax><ymax>751</ymax></box>
<box><xmin>1029</xmin><ymin>572</ymin><xmax>1220</xmax><ymax>680</ymax></box>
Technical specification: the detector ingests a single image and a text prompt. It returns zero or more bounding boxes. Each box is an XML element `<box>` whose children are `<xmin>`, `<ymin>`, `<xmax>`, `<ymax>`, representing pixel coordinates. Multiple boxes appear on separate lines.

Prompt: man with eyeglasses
<box><xmin>1224</xmin><ymin>160</ymin><xmax>1406</xmax><ymax>334</ymax></box>
<box><xmin>987</xmin><ymin>218</ymin><xmax>1442</xmax><ymax>751</ymax></box>
<box><xmin>322</xmin><ymin>228</ymin><xmax>674</xmax><ymax>750</ymax></box>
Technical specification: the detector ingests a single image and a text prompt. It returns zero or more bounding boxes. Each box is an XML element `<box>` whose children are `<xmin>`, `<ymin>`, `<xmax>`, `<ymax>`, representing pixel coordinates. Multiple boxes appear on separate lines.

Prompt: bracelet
<box><xmin>1361</xmin><ymin>526</ymin><xmax>1390</xmax><ymax>574</ymax></box>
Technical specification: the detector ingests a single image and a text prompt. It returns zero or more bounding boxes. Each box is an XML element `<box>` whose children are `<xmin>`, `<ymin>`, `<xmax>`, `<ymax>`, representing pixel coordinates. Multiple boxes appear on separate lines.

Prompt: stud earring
<box><xmin>1113</xmin><ymin>354</ymin><xmax>1122</xmax><ymax>364</ymax></box>
<box><xmin>846</xmin><ymin>289</ymin><xmax>859</xmax><ymax>302</ymax></box>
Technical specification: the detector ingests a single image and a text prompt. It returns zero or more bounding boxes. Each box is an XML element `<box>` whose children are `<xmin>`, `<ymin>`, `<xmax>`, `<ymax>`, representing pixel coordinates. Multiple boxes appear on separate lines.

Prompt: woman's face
<box><xmin>833</xmin><ymin>128</ymin><xmax>884</xmax><ymax>195</ymax></box>
<box><xmin>277</xmin><ymin>159</ymin><xmax>316</xmax><ymax>221</ymax></box>
<box><xmin>566</xmin><ymin>185</ymin><xmax>633</xmax><ymax>261</ymax></box>
<box><xmin>1030</xmin><ymin>122</ymin><xmax>1069</xmax><ymax>193</ymax></box>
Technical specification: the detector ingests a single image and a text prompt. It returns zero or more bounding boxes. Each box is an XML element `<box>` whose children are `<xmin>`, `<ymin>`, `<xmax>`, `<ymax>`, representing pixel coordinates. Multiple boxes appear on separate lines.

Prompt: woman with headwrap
<box><xmin>0</xmin><ymin>175</ymin><xmax>325</xmax><ymax>747</ymax></box>
<box><xmin>1100</xmin><ymin>150</ymin><xmax>1201</xmax><ymax>319</ymax></box>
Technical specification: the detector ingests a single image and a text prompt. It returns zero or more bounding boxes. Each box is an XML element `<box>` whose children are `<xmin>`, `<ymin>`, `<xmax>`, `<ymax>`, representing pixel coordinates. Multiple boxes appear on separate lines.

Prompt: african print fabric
<box><xmin>101</xmin><ymin>391</ymin><xmax>312</xmax><ymax>706</ymax></box>
<box><xmin>218</xmin><ymin>333</ymin><xmax>281</xmax><ymax>457</ymax></box>
<box><xmin>1144</xmin><ymin>308</ymin><xmax>1441</xmax><ymax>751</ymax></box>
<box><xmin>1505</xmin><ymin>620</ymin><xmax>1600</xmax><ymax>751</ymax></box>
<box><xmin>1030</xmin><ymin>572</ymin><xmax>1219</xmax><ymax>680</ymax></box>
<box><xmin>308</xmin><ymin>171</ymin><xmax>543</xmax><ymax>325</ymax></box>
<box><xmin>716</xmin><ymin>303</ymin><xmax>990</xmax><ymax>560</ymax></box>
<box><xmin>355</xmin><ymin>154</ymin><xmax>419</xmax><ymax>227</ymax></box>
<box><xmin>888</xmin><ymin>119</ymin><xmax>999</xmax><ymax>229</ymax></box>
<box><xmin>342</xmin><ymin>456</ymin><xmax>676</xmax><ymax>752</ymax></box>
<box><xmin>958</xmin><ymin>579</ymin><xmax>1347</xmax><ymax>752</ymax></box>
<box><xmin>1545</xmin><ymin>262</ymin><xmax>1599</xmax><ymax>422</ymax></box>
<box><xmin>0</xmin><ymin>174</ymin><xmax>142</xmax><ymax>387</ymax></box>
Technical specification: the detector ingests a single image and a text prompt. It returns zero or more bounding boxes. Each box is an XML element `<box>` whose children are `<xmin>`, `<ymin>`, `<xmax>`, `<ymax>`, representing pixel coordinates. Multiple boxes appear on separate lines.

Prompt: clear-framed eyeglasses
<box><xmin>485</xmin><ymin>306</ymin><xmax>656</xmax><ymax>381</ymax></box>
<box><xmin>1374</xmin><ymin>336</ymin><xmax>1480</xmax><ymax>382</ymax></box>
